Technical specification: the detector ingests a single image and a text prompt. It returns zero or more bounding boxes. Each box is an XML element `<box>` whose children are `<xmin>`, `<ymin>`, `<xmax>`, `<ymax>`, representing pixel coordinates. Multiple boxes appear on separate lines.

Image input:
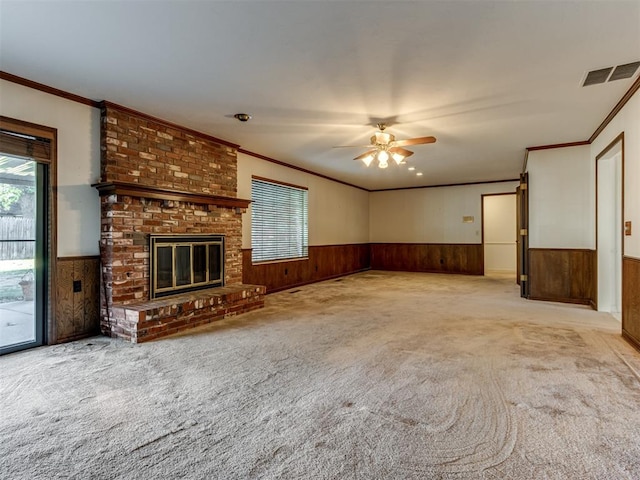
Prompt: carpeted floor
<box><xmin>1</xmin><ymin>271</ymin><xmax>639</xmax><ymax>479</ymax></box>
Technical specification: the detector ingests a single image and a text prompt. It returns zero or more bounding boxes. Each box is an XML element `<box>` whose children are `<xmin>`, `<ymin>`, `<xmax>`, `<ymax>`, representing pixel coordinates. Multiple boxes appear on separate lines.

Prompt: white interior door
<box><xmin>597</xmin><ymin>147</ymin><xmax>622</xmax><ymax>317</ymax></box>
<box><xmin>483</xmin><ymin>194</ymin><xmax>517</xmax><ymax>275</ymax></box>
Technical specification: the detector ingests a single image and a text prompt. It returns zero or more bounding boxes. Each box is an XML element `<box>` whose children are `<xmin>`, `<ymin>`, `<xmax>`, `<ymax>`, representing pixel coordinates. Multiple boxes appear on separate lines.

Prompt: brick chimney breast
<box><xmin>96</xmin><ymin>103</ymin><xmax>261</xmax><ymax>342</ymax></box>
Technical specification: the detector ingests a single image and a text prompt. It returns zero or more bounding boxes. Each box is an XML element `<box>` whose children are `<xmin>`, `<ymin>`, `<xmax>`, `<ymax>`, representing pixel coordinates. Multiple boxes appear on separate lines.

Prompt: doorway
<box><xmin>596</xmin><ymin>136</ymin><xmax>623</xmax><ymax>318</ymax></box>
<box><xmin>483</xmin><ymin>193</ymin><xmax>517</xmax><ymax>278</ymax></box>
<box><xmin>0</xmin><ymin>121</ymin><xmax>52</xmax><ymax>355</ymax></box>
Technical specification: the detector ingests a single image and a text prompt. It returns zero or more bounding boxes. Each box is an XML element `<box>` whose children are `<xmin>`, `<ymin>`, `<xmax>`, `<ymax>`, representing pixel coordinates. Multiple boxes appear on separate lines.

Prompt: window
<box><xmin>251</xmin><ymin>177</ymin><xmax>308</xmax><ymax>263</ymax></box>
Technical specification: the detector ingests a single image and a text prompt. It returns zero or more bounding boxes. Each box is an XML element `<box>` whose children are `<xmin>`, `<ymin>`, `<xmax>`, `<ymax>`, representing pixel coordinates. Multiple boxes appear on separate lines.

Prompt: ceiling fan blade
<box><xmin>353</xmin><ymin>149</ymin><xmax>378</xmax><ymax>161</ymax></box>
<box><xmin>392</xmin><ymin>136</ymin><xmax>437</xmax><ymax>147</ymax></box>
<box><xmin>388</xmin><ymin>147</ymin><xmax>414</xmax><ymax>158</ymax></box>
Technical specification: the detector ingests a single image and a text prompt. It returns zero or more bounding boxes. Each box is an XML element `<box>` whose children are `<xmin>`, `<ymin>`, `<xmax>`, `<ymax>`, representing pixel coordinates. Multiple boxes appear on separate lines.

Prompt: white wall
<box><xmin>591</xmin><ymin>88</ymin><xmax>640</xmax><ymax>259</ymax></box>
<box><xmin>369</xmin><ymin>181</ymin><xmax>518</xmax><ymax>243</ymax></box>
<box><xmin>527</xmin><ymin>145</ymin><xmax>593</xmax><ymax>249</ymax></box>
<box><xmin>0</xmin><ymin>80</ymin><xmax>101</xmax><ymax>256</ymax></box>
<box><xmin>237</xmin><ymin>152</ymin><xmax>370</xmax><ymax>248</ymax></box>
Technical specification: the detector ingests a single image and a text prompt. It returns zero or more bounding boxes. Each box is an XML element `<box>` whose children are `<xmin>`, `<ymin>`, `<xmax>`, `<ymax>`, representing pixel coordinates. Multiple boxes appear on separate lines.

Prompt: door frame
<box><xmin>595</xmin><ymin>132</ymin><xmax>625</xmax><ymax>314</ymax></box>
<box><xmin>518</xmin><ymin>173</ymin><xmax>529</xmax><ymax>297</ymax></box>
<box><xmin>0</xmin><ymin>116</ymin><xmax>58</xmax><ymax>353</ymax></box>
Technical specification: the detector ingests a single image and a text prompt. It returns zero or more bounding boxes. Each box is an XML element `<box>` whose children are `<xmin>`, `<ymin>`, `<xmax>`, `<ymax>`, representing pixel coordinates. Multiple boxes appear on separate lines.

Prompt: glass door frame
<box><xmin>0</xmin><ymin>116</ymin><xmax>57</xmax><ymax>355</ymax></box>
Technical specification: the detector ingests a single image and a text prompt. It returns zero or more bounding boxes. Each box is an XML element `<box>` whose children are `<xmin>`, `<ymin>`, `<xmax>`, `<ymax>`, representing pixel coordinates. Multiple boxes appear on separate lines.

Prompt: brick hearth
<box><xmin>108</xmin><ymin>284</ymin><xmax>266</xmax><ymax>343</ymax></box>
<box><xmin>96</xmin><ymin>102</ymin><xmax>264</xmax><ymax>342</ymax></box>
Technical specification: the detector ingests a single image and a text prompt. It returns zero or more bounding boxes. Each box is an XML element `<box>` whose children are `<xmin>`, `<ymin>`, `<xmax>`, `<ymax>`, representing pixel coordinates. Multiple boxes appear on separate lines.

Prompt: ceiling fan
<box><xmin>335</xmin><ymin>123</ymin><xmax>436</xmax><ymax>169</ymax></box>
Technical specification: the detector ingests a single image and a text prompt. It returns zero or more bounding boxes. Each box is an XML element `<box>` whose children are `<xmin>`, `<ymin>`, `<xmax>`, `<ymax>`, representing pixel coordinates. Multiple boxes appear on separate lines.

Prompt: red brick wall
<box><xmin>99</xmin><ymin>104</ymin><xmax>243</xmax><ymax>330</ymax></box>
<box><xmin>101</xmin><ymin>105</ymin><xmax>237</xmax><ymax>196</ymax></box>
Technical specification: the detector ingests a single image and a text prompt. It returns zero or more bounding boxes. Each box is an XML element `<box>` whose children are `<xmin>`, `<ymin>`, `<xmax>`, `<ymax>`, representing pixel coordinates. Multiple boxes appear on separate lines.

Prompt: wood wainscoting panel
<box><xmin>369</xmin><ymin>243</ymin><xmax>484</xmax><ymax>275</ymax></box>
<box><xmin>55</xmin><ymin>256</ymin><xmax>100</xmax><ymax>343</ymax></box>
<box><xmin>622</xmin><ymin>256</ymin><xmax>640</xmax><ymax>352</ymax></box>
<box><xmin>529</xmin><ymin>249</ymin><xmax>595</xmax><ymax>305</ymax></box>
<box><xmin>243</xmin><ymin>244</ymin><xmax>370</xmax><ymax>293</ymax></box>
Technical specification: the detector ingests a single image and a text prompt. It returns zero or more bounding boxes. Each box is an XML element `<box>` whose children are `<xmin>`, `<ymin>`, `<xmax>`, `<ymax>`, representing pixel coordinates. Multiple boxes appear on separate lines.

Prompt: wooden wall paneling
<box><xmin>72</xmin><ymin>260</ymin><xmax>85</xmax><ymax>335</ymax></box>
<box><xmin>529</xmin><ymin>249</ymin><xmax>595</xmax><ymax>305</ymax></box>
<box><xmin>55</xmin><ymin>256</ymin><xmax>100</xmax><ymax>342</ymax></box>
<box><xmin>243</xmin><ymin>244</ymin><xmax>370</xmax><ymax>293</ymax></box>
<box><xmin>369</xmin><ymin>243</ymin><xmax>484</xmax><ymax>275</ymax></box>
<box><xmin>622</xmin><ymin>256</ymin><xmax>640</xmax><ymax>352</ymax></box>
<box><xmin>56</xmin><ymin>259</ymin><xmax>75</xmax><ymax>340</ymax></box>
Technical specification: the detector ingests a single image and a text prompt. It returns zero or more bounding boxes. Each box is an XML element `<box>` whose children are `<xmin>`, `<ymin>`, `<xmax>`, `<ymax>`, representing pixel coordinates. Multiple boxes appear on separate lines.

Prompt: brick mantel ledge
<box><xmin>93</xmin><ymin>181</ymin><xmax>251</xmax><ymax>209</ymax></box>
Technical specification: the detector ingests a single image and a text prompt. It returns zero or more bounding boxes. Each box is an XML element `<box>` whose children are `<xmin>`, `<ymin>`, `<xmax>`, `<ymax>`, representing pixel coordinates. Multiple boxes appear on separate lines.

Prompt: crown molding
<box><xmin>526</xmin><ymin>140</ymin><xmax>590</xmax><ymax>152</ymax></box>
<box><xmin>0</xmin><ymin>71</ymin><xmax>100</xmax><ymax>108</ymax></box>
<box><xmin>590</xmin><ymin>74</ymin><xmax>640</xmax><ymax>143</ymax></box>
<box><xmin>370</xmin><ymin>178</ymin><xmax>520</xmax><ymax>193</ymax></box>
<box><xmin>238</xmin><ymin>148</ymin><xmax>369</xmax><ymax>192</ymax></box>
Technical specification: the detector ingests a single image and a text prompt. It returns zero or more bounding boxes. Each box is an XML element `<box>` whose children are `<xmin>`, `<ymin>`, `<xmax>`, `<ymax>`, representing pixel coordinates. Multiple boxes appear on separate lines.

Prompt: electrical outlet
<box><xmin>73</xmin><ymin>280</ymin><xmax>82</xmax><ymax>293</ymax></box>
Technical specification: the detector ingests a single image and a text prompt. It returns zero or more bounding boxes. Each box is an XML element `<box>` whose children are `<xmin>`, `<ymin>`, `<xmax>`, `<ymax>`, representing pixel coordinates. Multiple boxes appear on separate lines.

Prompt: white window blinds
<box><xmin>251</xmin><ymin>178</ymin><xmax>308</xmax><ymax>262</ymax></box>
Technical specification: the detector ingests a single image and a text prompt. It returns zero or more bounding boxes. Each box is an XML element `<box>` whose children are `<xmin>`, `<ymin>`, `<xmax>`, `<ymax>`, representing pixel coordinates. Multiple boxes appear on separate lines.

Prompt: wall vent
<box><xmin>609</xmin><ymin>61</ymin><xmax>640</xmax><ymax>82</ymax></box>
<box><xmin>582</xmin><ymin>61</ymin><xmax>640</xmax><ymax>87</ymax></box>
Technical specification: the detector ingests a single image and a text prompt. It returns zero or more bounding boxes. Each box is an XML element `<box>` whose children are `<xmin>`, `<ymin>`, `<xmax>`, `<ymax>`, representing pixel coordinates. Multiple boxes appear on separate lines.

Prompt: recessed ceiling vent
<box><xmin>583</xmin><ymin>67</ymin><xmax>613</xmax><ymax>86</ymax></box>
<box><xmin>582</xmin><ymin>61</ymin><xmax>640</xmax><ymax>87</ymax></box>
<box><xmin>609</xmin><ymin>61</ymin><xmax>640</xmax><ymax>81</ymax></box>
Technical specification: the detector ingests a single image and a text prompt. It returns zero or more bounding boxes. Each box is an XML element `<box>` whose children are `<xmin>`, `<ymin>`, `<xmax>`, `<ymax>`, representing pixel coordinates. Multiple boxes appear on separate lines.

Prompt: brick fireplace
<box><xmin>95</xmin><ymin>102</ymin><xmax>265</xmax><ymax>343</ymax></box>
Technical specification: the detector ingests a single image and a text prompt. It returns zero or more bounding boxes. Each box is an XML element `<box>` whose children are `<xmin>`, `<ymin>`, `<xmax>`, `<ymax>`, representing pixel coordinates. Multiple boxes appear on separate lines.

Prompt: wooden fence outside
<box><xmin>0</xmin><ymin>216</ymin><xmax>35</xmax><ymax>260</ymax></box>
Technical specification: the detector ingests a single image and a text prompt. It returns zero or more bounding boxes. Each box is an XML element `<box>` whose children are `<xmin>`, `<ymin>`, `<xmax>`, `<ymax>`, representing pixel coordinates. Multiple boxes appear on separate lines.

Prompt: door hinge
<box><xmin>520</xmin><ymin>275</ymin><xmax>528</xmax><ymax>282</ymax></box>
<box><xmin>520</xmin><ymin>229</ymin><xmax>528</xmax><ymax>236</ymax></box>
<box><xmin>520</xmin><ymin>183</ymin><xmax>528</xmax><ymax>190</ymax></box>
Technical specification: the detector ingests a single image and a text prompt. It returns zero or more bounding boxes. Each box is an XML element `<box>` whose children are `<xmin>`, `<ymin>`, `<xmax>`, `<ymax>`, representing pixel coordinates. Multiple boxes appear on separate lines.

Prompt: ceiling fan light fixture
<box><xmin>343</xmin><ymin>124</ymin><xmax>436</xmax><ymax>171</ymax></box>
<box><xmin>361</xmin><ymin>154</ymin><xmax>374</xmax><ymax>167</ymax></box>
<box><xmin>392</xmin><ymin>152</ymin><xmax>404</xmax><ymax>165</ymax></box>
<box><xmin>377</xmin><ymin>150</ymin><xmax>389</xmax><ymax>163</ymax></box>
<box><xmin>373</xmin><ymin>132</ymin><xmax>394</xmax><ymax>145</ymax></box>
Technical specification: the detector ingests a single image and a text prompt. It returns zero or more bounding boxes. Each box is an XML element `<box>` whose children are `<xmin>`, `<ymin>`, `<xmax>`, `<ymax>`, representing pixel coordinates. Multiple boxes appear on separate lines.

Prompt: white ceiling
<box><xmin>1</xmin><ymin>1</ymin><xmax>639</xmax><ymax>190</ymax></box>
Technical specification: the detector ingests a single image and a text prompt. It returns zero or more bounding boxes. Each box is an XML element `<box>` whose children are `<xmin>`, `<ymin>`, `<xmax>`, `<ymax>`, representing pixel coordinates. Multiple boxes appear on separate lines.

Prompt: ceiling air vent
<box><xmin>609</xmin><ymin>61</ymin><xmax>640</xmax><ymax>82</ymax></box>
<box><xmin>582</xmin><ymin>61</ymin><xmax>640</xmax><ymax>87</ymax></box>
<box><xmin>583</xmin><ymin>67</ymin><xmax>613</xmax><ymax>86</ymax></box>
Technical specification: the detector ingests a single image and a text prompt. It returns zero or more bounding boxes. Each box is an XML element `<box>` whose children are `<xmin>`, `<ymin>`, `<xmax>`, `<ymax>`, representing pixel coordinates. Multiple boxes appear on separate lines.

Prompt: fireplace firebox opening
<box><xmin>150</xmin><ymin>235</ymin><xmax>224</xmax><ymax>299</ymax></box>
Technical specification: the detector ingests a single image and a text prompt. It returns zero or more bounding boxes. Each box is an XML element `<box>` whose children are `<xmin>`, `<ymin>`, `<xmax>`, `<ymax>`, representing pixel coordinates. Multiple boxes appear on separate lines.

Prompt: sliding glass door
<box><xmin>0</xmin><ymin>155</ymin><xmax>47</xmax><ymax>354</ymax></box>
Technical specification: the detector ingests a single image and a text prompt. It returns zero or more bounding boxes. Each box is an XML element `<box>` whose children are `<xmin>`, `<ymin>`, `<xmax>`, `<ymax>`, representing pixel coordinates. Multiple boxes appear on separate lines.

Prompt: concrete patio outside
<box><xmin>0</xmin><ymin>300</ymin><xmax>34</xmax><ymax>348</ymax></box>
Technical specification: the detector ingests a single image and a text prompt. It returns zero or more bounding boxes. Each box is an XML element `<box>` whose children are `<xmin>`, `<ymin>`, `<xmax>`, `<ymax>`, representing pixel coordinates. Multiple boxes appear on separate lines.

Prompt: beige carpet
<box><xmin>1</xmin><ymin>271</ymin><xmax>639</xmax><ymax>479</ymax></box>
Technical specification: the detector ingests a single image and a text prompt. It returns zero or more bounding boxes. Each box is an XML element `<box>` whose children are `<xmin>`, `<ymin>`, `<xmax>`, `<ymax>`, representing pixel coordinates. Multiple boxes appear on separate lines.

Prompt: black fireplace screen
<box><xmin>150</xmin><ymin>235</ymin><xmax>224</xmax><ymax>298</ymax></box>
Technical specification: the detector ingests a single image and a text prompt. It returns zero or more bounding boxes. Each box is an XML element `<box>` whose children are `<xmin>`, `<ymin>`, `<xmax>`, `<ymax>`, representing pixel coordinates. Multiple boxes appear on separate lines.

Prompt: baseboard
<box><xmin>55</xmin><ymin>329</ymin><xmax>100</xmax><ymax>344</ymax></box>
<box><xmin>529</xmin><ymin>296</ymin><xmax>592</xmax><ymax>306</ymax></box>
<box><xmin>622</xmin><ymin>329</ymin><xmax>640</xmax><ymax>353</ymax></box>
